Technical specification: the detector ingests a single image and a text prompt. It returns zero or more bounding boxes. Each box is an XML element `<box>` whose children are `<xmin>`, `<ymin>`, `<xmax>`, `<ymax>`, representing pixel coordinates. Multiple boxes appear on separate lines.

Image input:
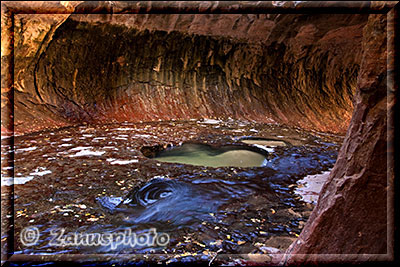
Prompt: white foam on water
<box><xmin>109</xmin><ymin>159</ymin><xmax>139</xmax><ymax>165</ymax></box>
<box><xmin>115</xmin><ymin>137</ymin><xmax>128</xmax><ymax>140</ymax></box>
<box><xmin>294</xmin><ymin>170</ymin><xmax>331</xmax><ymax>204</ymax></box>
<box><xmin>82</xmin><ymin>134</ymin><xmax>93</xmax><ymax>137</ymax></box>
<box><xmin>2</xmin><ymin>166</ymin><xmax>13</xmax><ymax>170</ymax></box>
<box><xmin>59</xmin><ymin>144</ymin><xmax>73</xmax><ymax>147</ymax></box>
<box><xmin>93</xmin><ymin>137</ymin><xmax>107</xmax><ymax>140</ymax></box>
<box><xmin>70</xmin><ymin>150</ymin><xmax>105</xmax><ymax>157</ymax></box>
<box><xmin>200</xmin><ymin>119</ymin><xmax>222</xmax><ymax>124</ymax></box>
<box><xmin>69</xmin><ymin>147</ymin><xmax>105</xmax><ymax>157</ymax></box>
<box><xmin>16</xmin><ymin>146</ymin><xmax>37</xmax><ymax>152</ymax></box>
<box><xmin>30</xmin><ymin>167</ymin><xmax>52</xmax><ymax>176</ymax></box>
<box><xmin>62</xmin><ymin>138</ymin><xmax>72</xmax><ymax>142</ymax></box>
<box><xmin>1</xmin><ymin>176</ymin><xmax>34</xmax><ymax>186</ymax></box>
<box><xmin>249</xmin><ymin>129</ymin><xmax>258</xmax><ymax>133</ymax></box>
<box><xmin>252</xmin><ymin>144</ymin><xmax>275</xmax><ymax>153</ymax></box>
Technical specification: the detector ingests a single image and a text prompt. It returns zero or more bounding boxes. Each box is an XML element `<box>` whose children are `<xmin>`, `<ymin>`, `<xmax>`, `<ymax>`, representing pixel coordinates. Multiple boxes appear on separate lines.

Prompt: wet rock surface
<box><xmin>2</xmin><ymin>5</ymin><xmax>369</xmax><ymax>135</ymax></box>
<box><xmin>283</xmin><ymin>5</ymin><xmax>394</xmax><ymax>262</ymax></box>
<box><xmin>1</xmin><ymin>1</ymin><xmax>395</xmax><ymax>265</ymax></box>
<box><xmin>1</xmin><ymin>120</ymin><xmax>341</xmax><ymax>264</ymax></box>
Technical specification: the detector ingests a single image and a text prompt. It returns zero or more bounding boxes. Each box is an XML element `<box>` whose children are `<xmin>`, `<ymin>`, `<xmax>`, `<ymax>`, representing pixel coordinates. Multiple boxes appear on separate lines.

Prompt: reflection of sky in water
<box><xmin>2</xmin><ymin>176</ymin><xmax>34</xmax><ymax>186</ymax></box>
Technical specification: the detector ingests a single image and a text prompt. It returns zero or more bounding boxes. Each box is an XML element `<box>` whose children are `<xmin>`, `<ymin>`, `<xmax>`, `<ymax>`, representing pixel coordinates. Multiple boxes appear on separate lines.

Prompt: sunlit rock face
<box><xmin>3</xmin><ymin>3</ymin><xmax>368</xmax><ymax>134</ymax></box>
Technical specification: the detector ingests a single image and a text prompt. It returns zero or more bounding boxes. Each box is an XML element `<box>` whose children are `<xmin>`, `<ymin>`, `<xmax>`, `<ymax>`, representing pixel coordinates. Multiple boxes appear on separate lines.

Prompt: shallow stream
<box><xmin>1</xmin><ymin>119</ymin><xmax>342</xmax><ymax>264</ymax></box>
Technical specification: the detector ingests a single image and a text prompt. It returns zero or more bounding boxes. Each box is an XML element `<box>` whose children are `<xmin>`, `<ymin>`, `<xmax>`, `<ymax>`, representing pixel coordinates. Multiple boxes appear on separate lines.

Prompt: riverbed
<box><xmin>1</xmin><ymin>119</ymin><xmax>342</xmax><ymax>264</ymax></box>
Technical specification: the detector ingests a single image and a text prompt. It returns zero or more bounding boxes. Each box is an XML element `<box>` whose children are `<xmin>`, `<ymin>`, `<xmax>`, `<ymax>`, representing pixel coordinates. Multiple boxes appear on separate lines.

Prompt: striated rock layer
<box><xmin>0</xmin><ymin>1</ymin><xmax>395</xmax><ymax>263</ymax></box>
<box><xmin>2</xmin><ymin>1</ymin><xmax>369</xmax><ymax>134</ymax></box>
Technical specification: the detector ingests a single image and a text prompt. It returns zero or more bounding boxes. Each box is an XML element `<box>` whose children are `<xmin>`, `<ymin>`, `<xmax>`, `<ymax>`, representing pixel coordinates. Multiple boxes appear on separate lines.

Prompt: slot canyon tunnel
<box><xmin>1</xmin><ymin>1</ymin><xmax>397</xmax><ymax>265</ymax></box>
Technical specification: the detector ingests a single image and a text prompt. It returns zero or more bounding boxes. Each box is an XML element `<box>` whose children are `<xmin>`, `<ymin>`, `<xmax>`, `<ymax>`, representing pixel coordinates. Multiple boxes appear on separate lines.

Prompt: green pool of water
<box><xmin>154</xmin><ymin>143</ymin><xmax>267</xmax><ymax>168</ymax></box>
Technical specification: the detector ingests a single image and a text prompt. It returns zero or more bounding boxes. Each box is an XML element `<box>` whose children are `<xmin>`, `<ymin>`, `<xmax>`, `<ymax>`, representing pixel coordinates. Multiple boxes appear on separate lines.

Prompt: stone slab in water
<box><xmin>154</xmin><ymin>143</ymin><xmax>267</xmax><ymax>168</ymax></box>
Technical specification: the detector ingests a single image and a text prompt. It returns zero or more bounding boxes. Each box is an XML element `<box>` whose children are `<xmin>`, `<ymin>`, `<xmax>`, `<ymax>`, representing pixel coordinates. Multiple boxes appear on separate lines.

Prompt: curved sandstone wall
<box><xmin>2</xmin><ymin>2</ymin><xmax>368</xmax><ymax>134</ymax></box>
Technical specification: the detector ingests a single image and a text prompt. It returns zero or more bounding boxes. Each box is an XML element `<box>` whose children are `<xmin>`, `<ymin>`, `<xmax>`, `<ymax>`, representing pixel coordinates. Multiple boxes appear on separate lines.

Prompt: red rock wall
<box><xmin>1</xmin><ymin>2</ymin><xmax>369</xmax><ymax>135</ymax></box>
<box><xmin>282</xmin><ymin>4</ymin><xmax>395</xmax><ymax>262</ymax></box>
